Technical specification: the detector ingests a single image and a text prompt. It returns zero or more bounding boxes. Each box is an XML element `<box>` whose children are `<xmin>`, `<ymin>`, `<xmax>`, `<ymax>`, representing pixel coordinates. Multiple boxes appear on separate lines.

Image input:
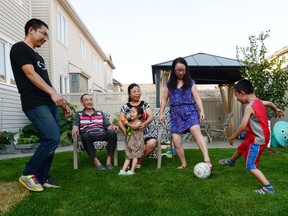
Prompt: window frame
<box><xmin>92</xmin><ymin>51</ymin><xmax>99</xmax><ymax>71</ymax></box>
<box><xmin>0</xmin><ymin>39</ymin><xmax>15</xmax><ymax>85</ymax></box>
<box><xmin>60</xmin><ymin>74</ymin><xmax>68</xmax><ymax>93</ymax></box>
<box><xmin>79</xmin><ymin>34</ymin><xmax>86</xmax><ymax>60</ymax></box>
<box><xmin>57</xmin><ymin>10</ymin><xmax>67</xmax><ymax>45</ymax></box>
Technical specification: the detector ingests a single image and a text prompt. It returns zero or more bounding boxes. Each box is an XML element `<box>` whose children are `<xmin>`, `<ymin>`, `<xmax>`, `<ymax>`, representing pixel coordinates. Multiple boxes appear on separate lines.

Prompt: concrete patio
<box><xmin>0</xmin><ymin>139</ymin><xmax>241</xmax><ymax>160</ymax></box>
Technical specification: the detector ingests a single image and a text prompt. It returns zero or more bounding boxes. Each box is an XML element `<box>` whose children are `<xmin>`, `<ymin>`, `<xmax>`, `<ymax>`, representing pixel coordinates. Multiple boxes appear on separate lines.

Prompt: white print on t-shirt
<box><xmin>37</xmin><ymin>61</ymin><xmax>47</xmax><ymax>70</ymax></box>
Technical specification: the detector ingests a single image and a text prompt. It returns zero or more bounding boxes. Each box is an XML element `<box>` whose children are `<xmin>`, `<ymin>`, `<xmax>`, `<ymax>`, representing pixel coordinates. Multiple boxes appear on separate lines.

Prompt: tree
<box><xmin>236</xmin><ymin>30</ymin><xmax>288</xmax><ymax>117</ymax></box>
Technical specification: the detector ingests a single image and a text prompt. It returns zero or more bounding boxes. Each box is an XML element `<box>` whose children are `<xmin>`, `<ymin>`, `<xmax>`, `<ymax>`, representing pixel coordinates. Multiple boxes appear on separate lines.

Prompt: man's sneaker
<box><xmin>42</xmin><ymin>180</ymin><xmax>61</xmax><ymax>189</ymax></box>
<box><xmin>253</xmin><ymin>186</ymin><xmax>276</xmax><ymax>195</ymax></box>
<box><xmin>95</xmin><ymin>165</ymin><xmax>107</xmax><ymax>171</ymax></box>
<box><xmin>106</xmin><ymin>164</ymin><xmax>114</xmax><ymax>170</ymax></box>
<box><xmin>118</xmin><ymin>170</ymin><xmax>126</xmax><ymax>175</ymax></box>
<box><xmin>219</xmin><ymin>158</ymin><xmax>235</xmax><ymax>167</ymax></box>
<box><xmin>19</xmin><ymin>175</ymin><xmax>44</xmax><ymax>192</ymax></box>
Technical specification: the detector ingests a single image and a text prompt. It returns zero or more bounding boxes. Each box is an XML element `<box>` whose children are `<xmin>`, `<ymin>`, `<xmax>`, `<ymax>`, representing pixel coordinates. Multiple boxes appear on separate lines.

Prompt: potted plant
<box><xmin>17</xmin><ymin>135</ymin><xmax>40</xmax><ymax>145</ymax></box>
<box><xmin>16</xmin><ymin>124</ymin><xmax>40</xmax><ymax>152</ymax></box>
<box><xmin>0</xmin><ymin>131</ymin><xmax>15</xmax><ymax>152</ymax></box>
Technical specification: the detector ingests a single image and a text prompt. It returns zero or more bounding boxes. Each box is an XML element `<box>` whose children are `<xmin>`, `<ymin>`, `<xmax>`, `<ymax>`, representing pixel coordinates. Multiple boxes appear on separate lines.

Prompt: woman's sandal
<box><xmin>177</xmin><ymin>164</ymin><xmax>188</xmax><ymax>169</ymax></box>
<box><xmin>205</xmin><ymin>161</ymin><xmax>213</xmax><ymax>171</ymax></box>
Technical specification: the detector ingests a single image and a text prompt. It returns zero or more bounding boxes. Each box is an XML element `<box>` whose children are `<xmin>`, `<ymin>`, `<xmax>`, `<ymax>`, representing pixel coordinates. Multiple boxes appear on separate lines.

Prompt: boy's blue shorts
<box><xmin>238</xmin><ymin>140</ymin><xmax>266</xmax><ymax>169</ymax></box>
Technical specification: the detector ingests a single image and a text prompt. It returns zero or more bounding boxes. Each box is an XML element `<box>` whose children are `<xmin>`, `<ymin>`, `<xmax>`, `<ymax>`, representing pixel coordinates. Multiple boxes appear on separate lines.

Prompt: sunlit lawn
<box><xmin>0</xmin><ymin>147</ymin><xmax>287</xmax><ymax>216</ymax></box>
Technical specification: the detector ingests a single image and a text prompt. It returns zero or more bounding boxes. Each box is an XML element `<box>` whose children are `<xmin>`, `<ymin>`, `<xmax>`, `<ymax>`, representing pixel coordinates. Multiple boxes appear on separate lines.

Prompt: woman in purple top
<box><xmin>159</xmin><ymin>57</ymin><xmax>212</xmax><ymax>170</ymax></box>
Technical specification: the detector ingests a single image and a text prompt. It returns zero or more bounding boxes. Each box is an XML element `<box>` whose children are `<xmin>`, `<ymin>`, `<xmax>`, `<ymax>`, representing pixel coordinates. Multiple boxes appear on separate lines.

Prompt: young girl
<box><xmin>119</xmin><ymin>106</ymin><xmax>145</xmax><ymax>175</ymax></box>
<box><xmin>159</xmin><ymin>57</ymin><xmax>212</xmax><ymax>170</ymax></box>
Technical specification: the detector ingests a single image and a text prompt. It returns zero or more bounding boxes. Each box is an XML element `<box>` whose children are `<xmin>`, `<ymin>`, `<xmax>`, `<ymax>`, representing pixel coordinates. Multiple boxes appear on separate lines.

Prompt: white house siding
<box><xmin>104</xmin><ymin>62</ymin><xmax>114</xmax><ymax>91</ymax></box>
<box><xmin>0</xmin><ymin>0</ymin><xmax>116</xmax><ymax>135</ymax></box>
<box><xmin>30</xmin><ymin>0</ymin><xmax>52</xmax><ymax>82</ymax></box>
<box><xmin>0</xmin><ymin>0</ymin><xmax>29</xmax><ymax>42</ymax></box>
<box><xmin>50</xmin><ymin>1</ymin><xmax>70</xmax><ymax>92</ymax></box>
<box><xmin>66</xmin><ymin>31</ymin><xmax>107</xmax><ymax>92</ymax></box>
<box><xmin>53</xmin><ymin>1</ymin><xmax>95</xmax><ymax>93</ymax></box>
<box><xmin>0</xmin><ymin>85</ymin><xmax>30</xmax><ymax>133</ymax></box>
<box><xmin>0</xmin><ymin>0</ymin><xmax>31</xmax><ymax>133</ymax></box>
<box><xmin>92</xmin><ymin>56</ymin><xmax>106</xmax><ymax>91</ymax></box>
<box><xmin>51</xmin><ymin>0</ymin><xmax>114</xmax><ymax>94</ymax></box>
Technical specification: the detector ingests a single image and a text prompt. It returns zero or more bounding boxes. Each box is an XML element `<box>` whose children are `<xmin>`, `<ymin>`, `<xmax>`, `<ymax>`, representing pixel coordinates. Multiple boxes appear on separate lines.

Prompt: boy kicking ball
<box><xmin>219</xmin><ymin>79</ymin><xmax>284</xmax><ymax>195</ymax></box>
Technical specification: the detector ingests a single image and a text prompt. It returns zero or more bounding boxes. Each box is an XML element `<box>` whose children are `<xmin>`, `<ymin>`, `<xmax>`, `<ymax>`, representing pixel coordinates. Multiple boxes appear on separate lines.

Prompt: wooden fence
<box><xmin>62</xmin><ymin>90</ymin><xmax>244</xmax><ymax>133</ymax></box>
<box><xmin>1</xmin><ymin>87</ymin><xmax>285</xmax><ymax>135</ymax></box>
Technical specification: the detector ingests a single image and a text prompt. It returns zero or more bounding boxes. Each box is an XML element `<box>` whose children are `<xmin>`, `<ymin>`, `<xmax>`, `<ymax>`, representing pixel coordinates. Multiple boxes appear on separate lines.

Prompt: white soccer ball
<box><xmin>193</xmin><ymin>162</ymin><xmax>211</xmax><ymax>179</ymax></box>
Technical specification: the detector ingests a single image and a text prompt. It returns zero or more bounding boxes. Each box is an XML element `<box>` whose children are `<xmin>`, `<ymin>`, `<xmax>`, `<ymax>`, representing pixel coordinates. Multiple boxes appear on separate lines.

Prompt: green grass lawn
<box><xmin>0</xmin><ymin>148</ymin><xmax>287</xmax><ymax>216</ymax></box>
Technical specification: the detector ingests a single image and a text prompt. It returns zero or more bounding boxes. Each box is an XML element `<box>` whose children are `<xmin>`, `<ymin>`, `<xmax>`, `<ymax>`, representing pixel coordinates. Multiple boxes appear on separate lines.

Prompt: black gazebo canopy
<box><xmin>152</xmin><ymin>53</ymin><xmax>245</xmax><ymax>85</ymax></box>
<box><xmin>151</xmin><ymin>53</ymin><xmax>245</xmax><ymax>107</ymax></box>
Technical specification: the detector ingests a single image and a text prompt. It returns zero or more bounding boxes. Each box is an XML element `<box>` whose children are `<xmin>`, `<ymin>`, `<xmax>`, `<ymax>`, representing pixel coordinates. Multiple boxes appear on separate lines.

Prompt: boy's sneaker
<box><xmin>118</xmin><ymin>170</ymin><xmax>126</xmax><ymax>176</ymax></box>
<box><xmin>19</xmin><ymin>175</ymin><xmax>44</xmax><ymax>192</ymax></box>
<box><xmin>126</xmin><ymin>170</ymin><xmax>134</xmax><ymax>176</ymax></box>
<box><xmin>253</xmin><ymin>186</ymin><xmax>276</xmax><ymax>195</ymax></box>
<box><xmin>219</xmin><ymin>158</ymin><xmax>235</xmax><ymax>167</ymax></box>
<box><xmin>42</xmin><ymin>180</ymin><xmax>61</xmax><ymax>189</ymax></box>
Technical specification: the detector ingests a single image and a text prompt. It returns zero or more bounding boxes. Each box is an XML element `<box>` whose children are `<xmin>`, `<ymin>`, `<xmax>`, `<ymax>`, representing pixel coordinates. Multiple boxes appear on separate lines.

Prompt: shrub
<box><xmin>0</xmin><ymin>131</ymin><xmax>15</xmax><ymax>145</ymax></box>
<box><xmin>59</xmin><ymin>101</ymin><xmax>77</xmax><ymax>145</ymax></box>
<box><xmin>17</xmin><ymin>135</ymin><xmax>40</xmax><ymax>144</ymax></box>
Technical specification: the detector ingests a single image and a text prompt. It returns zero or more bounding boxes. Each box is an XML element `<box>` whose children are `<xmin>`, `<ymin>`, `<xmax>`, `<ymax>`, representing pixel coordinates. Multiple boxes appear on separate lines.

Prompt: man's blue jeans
<box><xmin>23</xmin><ymin>104</ymin><xmax>60</xmax><ymax>183</ymax></box>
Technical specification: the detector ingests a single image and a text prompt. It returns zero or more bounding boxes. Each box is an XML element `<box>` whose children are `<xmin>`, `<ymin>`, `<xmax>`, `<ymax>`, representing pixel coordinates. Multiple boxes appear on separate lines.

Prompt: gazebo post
<box><xmin>156</xmin><ymin>70</ymin><xmax>161</xmax><ymax>108</ymax></box>
<box><xmin>218</xmin><ymin>83</ymin><xmax>235</xmax><ymax>136</ymax></box>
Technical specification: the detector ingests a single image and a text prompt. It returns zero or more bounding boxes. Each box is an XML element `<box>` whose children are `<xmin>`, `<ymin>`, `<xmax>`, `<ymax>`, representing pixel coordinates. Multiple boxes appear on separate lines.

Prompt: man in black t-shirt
<box><xmin>10</xmin><ymin>18</ymin><xmax>71</xmax><ymax>192</ymax></box>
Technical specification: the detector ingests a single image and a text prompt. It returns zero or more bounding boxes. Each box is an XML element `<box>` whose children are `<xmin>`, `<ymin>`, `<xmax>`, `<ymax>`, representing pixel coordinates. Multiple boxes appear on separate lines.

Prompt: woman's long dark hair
<box><xmin>167</xmin><ymin>57</ymin><xmax>191</xmax><ymax>90</ymax></box>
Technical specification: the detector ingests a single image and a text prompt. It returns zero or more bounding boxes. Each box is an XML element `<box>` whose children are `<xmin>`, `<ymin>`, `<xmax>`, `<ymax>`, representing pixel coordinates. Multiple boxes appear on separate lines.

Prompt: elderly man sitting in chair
<box><xmin>72</xmin><ymin>93</ymin><xmax>118</xmax><ymax>170</ymax></box>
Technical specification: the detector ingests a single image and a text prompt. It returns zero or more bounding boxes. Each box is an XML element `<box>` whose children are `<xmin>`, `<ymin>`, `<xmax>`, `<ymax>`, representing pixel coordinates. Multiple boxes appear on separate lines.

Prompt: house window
<box><xmin>70</xmin><ymin>74</ymin><xmax>78</xmax><ymax>93</ymax></box>
<box><xmin>69</xmin><ymin>73</ymin><xmax>88</xmax><ymax>93</ymax></box>
<box><xmin>60</xmin><ymin>75</ymin><xmax>68</xmax><ymax>93</ymax></box>
<box><xmin>93</xmin><ymin>52</ymin><xmax>98</xmax><ymax>71</ymax></box>
<box><xmin>57</xmin><ymin>11</ymin><xmax>67</xmax><ymax>45</ymax></box>
<box><xmin>79</xmin><ymin>35</ymin><xmax>86</xmax><ymax>60</ymax></box>
<box><xmin>0</xmin><ymin>40</ymin><xmax>14</xmax><ymax>84</ymax></box>
<box><xmin>8</xmin><ymin>56</ymin><xmax>15</xmax><ymax>85</ymax></box>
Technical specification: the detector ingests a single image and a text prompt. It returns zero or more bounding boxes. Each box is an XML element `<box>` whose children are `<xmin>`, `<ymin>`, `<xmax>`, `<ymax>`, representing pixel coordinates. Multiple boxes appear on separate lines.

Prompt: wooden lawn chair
<box><xmin>73</xmin><ymin>111</ymin><xmax>118</xmax><ymax>170</ymax></box>
<box><xmin>147</xmin><ymin>108</ymin><xmax>173</xmax><ymax>169</ymax></box>
<box><xmin>209</xmin><ymin>113</ymin><xmax>233</xmax><ymax>141</ymax></box>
